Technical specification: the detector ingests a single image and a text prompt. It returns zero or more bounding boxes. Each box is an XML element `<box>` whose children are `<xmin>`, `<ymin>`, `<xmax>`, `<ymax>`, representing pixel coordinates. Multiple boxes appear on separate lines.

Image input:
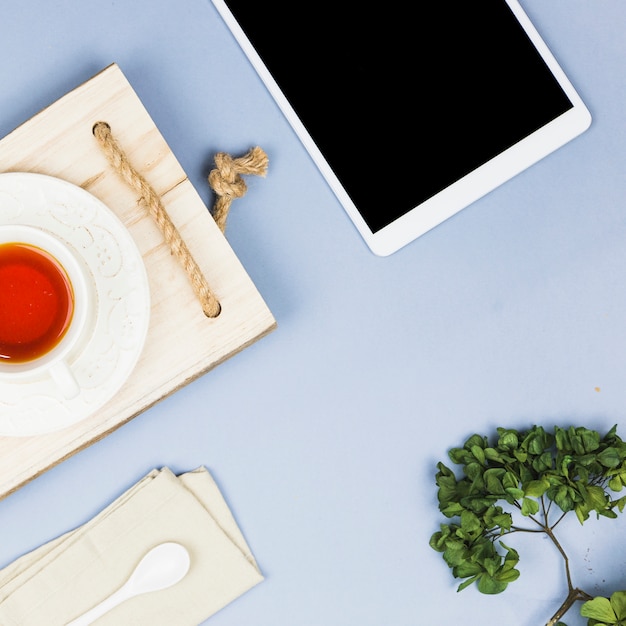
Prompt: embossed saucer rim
<box><xmin>0</xmin><ymin>172</ymin><xmax>151</xmax><ymax>437</ymax></box>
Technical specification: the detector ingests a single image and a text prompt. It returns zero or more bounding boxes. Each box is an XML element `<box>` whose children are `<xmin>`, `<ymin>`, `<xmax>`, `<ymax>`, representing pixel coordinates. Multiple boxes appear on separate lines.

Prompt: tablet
<box><xmin>212</xmin><ymin>0</ymin><xmax>592</xmax><ymax>256</ymax></box>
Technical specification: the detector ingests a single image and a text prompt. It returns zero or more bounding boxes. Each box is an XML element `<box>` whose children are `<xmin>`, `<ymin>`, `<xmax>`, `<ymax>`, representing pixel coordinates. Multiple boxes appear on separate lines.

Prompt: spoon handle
<box><xmin>66</xmin><ymin>585</ymin><xmax>130</xmax><ymax>626</ymax></box>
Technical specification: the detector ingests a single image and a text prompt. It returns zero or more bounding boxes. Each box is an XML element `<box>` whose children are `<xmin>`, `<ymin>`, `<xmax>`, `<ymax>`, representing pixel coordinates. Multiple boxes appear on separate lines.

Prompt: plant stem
<box><xmin>545</xmin><ymin>587</ymin><xmax>594</xmax><ymax>626</ymax></box>
<box><xmin>540</xmin><ymin>503</ymin><xmax>594</xmax><ymax>625</ymax></box>
<box><xmin>544</xmin><ymin>525</ymin><xmax>574</xmax><ymax>590</ymax></box>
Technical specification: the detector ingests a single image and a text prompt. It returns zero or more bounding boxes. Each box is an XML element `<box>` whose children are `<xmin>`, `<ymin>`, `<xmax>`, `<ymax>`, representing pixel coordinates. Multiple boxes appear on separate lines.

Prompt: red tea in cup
<box><xmin>0</xmin><ymin>242</ymin><xmax>74</xmax><ymax>363</ymax></box>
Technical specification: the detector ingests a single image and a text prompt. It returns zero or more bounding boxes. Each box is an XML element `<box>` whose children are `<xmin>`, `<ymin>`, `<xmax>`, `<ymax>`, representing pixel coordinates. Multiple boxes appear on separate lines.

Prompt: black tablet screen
<box><xmin>222</xmin><ymin>1</ymin><xmax>573</xmax><ymax>233</ymax></box>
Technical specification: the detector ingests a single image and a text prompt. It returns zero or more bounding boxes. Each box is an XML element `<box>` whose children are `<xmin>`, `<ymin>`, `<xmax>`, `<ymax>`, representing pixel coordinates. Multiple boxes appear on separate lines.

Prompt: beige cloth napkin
<box><xmin>0</xmin><ymin>467</ymin><xmax>263</xmax><ymax>625</ymax></box>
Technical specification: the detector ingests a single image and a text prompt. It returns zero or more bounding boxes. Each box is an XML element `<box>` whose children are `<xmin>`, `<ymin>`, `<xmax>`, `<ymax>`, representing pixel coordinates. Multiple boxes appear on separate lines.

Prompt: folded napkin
<box><xmin>0</xmin><ymin>467</ymin><xmax>263</xmax><ymax>625</ymax></box>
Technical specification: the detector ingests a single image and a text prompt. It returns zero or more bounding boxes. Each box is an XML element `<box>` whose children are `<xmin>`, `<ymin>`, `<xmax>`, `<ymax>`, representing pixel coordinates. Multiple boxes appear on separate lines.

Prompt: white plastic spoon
<box><xmin>66</xmin><ymin>542</ymin><xmax>191</xmax><ymax>626</ymax></box>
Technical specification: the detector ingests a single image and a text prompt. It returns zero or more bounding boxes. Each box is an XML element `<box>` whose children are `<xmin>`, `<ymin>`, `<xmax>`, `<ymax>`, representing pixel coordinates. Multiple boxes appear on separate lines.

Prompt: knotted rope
<box><xmin>93</xmin><ymin>121</ymin><xmax>268</xmax><ymax>318</ymax></box>
<box><xmin>208</xmin><ymin>147</ymin><xmax>269</xmax><ymax>232</ymax></box>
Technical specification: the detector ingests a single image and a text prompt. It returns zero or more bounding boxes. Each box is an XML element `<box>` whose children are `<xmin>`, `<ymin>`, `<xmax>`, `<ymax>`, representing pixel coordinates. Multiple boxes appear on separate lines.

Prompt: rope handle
<box><xmin>92</xmin><ymin>121</ymin><xmax>268</xmax><ymax>318</ymax></box>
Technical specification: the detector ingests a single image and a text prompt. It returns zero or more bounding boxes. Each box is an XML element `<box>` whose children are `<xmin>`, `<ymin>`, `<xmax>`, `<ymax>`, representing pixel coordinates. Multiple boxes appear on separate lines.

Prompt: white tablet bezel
<box><xmin>212</xmin><ymin>0</ymin><xmax>591</xmax><ymax>256</ymax></box>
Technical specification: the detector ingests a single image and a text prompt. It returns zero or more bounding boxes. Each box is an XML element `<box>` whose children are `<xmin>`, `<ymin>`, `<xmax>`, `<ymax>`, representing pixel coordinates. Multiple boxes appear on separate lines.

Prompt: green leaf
<box><xmin>430</xmin><ymin>523</ymin><xmax>457</xmax><ymax>552</ymax></box>
<box><xmin>502</xmin><ymin>471</ymin><xmax>519</xmax><ymax>490</ymax></box>
<box><xmin>471</xmin><ymin>445</ymin><xmax>486</xmax><ymax>464</ymax></box>
<box><xmin>500</xmin><ymin>541</ymin><xmax>519</xmax><ymax>566</ymax></box>
<box><xmin>580</xmin><ymin>596</ymin><xmax>616</xmax><ymax>622</ymax></box>
<box><xmin>521</xmin><ymin>497</ymin><xmax>539</xmax><ymax>516</ymax></box>
<box><xmin>586</xmin><ymin>485</ymin><xmax>609</xmax><ymax>512</ymax></box>
<box><xmin>597</xmin><ymin>508</ymin><xmax>618</xmax><ymax>520</ymax></box>
<box><xmin>613</xmin><ymin>495</ymin><xmax>626</xmax><ymax>513</ymax></box>
<box><xmin>513</xmin><ymin>449</ymin><xmax>528</xmax><ymax>463</ymax></box>
<box><xmin>448</xmin><ymin>447</ymin><xmax>470</xmax><ymax>464</ymax></box>
<box><xmin>560</xmin><ymin>454</ymin><xmax>574</xmax><ymax>476</ymax></box>
<box><xmin>453</xmin><ymin>560</ymin><xmax>483</xmax><ymax>578</ymax></box>
<box><xmin>464</xmin><ymin>462</ymin><xmax>483</xmax><ymax>481</ymax></box>
<box><xmin>532</xmin><ymin>450</ymin><xmax>554</xmax><ymax>472</ymax></box>
<box><xmin>571</xmin><ymin>431</ymin><xmax>585</xmax><ymax>455</ymax></box>
<box><xmin>484</xmin><ymin>468</ymin><xmax>506</xmax><ymax>496</ymax></box>
<box><xmin>460</xmin><ymin>510</ymin><xmax>482</xmax><ymax>534</ymax></box>
<box><xmin>435</xmin><ymin>461</ymin><xmax>455</xmax><ymax>477</ymax></box>
<box><xmin>610</xmin><ymin>590</ymin><xmax>626</xmax><ymax>620</ymax></box>
<box><xmin>608</xmin><ymin>475</ymin><xmax>624</xmax><ymax>492</ymax></box>
<box><xmin>580</xmin><ymin>428</ymin><xmax>601</xmax><ymax>453</ymax></box>
<box><xmin>440</xmin><ymin>502</ymin><xmax>465</xmax><ymax>518</ymax></box>
<box><xmin>577</xmin><ymin>452</ymin><xmax>600</xmax><ymax>467</ymax></box>
<box><xmin>555</xmin><ymin>426</ymin><xmax>570</xmax><ymax>451</ymax></box>
<box><xmin>484</xmin><ymin>447</ymin><xmax>503</xmax><ymax>462</ymax></box>
<box><xmin>523</xmin><ymin>426</ymin><xmax>551</xmax><ymax>455</ymax></box>
<box><xmin>477</xmin><ymin>573</ymin><xmax>508</xmax><ymax>594</ymax></box>
<box><xmin>489</xmin><ymin>511</ymin><xmax>513</xmax><ymax>530</ymax></box>
<box><xmin>456</xmin><ymin>575</ymin><xmax>479</xmax><ymax>592</ymax></box>
<box><xmin>497</xmin><ymin>429</ymin><xmax>519</xmax><ymax>451</ymax></box>
<box><xmin>505</xmin><ymin>487</ymin><xmax>524</xmax><ymax>500</ymax></box>
<box><xmin>598</xmin><ymin>447</ymin><xmax>622</xmax><ymax>469</ymax></box>
<box><xmin>442</xmin><ymin>540</ymin><xmax>467</xmax><ymax>567</ymax></box>
<box><xmin>553</xmin><ymin>485</ymin><xmax>575</xmax><ymax>512</ymax></box>
<box><xmin>460</xmin><ymin>495</ymin><xmax>494</xmax><ymax>515</ymax></box>
<box><xmin>482</xmin><ymin>556</ymin><xmax>500</xmax><ymax>577</ymax></box>
<box><xmin>469</xmin><ymin>537</ymin><xmax>497</xmax><ymax>562</ymax></box>
<box><xmin>435</xmin><ymin>463</ymin><xmax>460</xmax><ymax>505</ymax></box>
<box><xmin>574</xmin><ymin>503</ymin><xmax>589</xmax><ymax>525</ymax></box>
<box><xmin>465</xmin><ymin>434</ymin><xmax>487</xmax><ymax>450</ymax></box>
<box><xmin>605</xmin><ymin>424</ymin><xmax>619</xmax><ymax>440</ymax></box>
<box><xmin>524</xmin><ymin>479</ymin><xmax>549</xmax><ymax>498</ymax></box>
<box><xmin>495</xmin><ymin>568</ymin><xmax>520</xmax><ymax>583</ymax></box>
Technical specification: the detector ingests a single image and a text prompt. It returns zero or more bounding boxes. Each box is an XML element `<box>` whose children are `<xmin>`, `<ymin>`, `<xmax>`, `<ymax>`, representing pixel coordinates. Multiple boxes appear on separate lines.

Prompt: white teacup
<box><xmin>0</xmin><ymin>225</ymin><xmax>91</xmax><ymax>399</ymax></box>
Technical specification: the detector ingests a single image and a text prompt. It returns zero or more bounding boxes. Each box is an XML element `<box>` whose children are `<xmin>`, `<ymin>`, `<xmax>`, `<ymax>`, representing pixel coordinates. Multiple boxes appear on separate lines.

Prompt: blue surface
<box><xmin>0</xmin><ymin>2</ymin><xmax>625</xmax><ymax>625</ymax></box>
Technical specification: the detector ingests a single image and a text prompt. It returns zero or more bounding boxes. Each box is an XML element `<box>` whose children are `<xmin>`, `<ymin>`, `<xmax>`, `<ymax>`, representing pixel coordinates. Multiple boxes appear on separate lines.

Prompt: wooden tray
<box><xmin>0</xmin><ymin>64</ymin><xmax>276</xmax><ymax>498</ymax></box>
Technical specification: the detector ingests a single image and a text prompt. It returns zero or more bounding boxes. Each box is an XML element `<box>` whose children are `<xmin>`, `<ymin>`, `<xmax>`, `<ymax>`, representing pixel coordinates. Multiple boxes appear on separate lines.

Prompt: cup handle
<box><xmin>50</xmin><ymin>360</ymin><xmax>80</xmax><ymax>399</ymax></box>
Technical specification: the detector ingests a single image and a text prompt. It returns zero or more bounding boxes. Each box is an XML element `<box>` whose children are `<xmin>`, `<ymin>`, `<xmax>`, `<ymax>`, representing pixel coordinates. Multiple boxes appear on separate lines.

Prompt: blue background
<box><xmin>0</xmin><ymin>2</ymin><xmax>625</xmax><ymax>625</ymax></box>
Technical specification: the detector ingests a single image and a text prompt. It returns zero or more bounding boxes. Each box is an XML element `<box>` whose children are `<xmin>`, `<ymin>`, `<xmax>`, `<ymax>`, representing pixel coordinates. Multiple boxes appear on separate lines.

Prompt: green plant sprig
<box><xmin>429</xmin><ymin>425</ymin><xmax>626</xmax><ymax>626</ymax></box>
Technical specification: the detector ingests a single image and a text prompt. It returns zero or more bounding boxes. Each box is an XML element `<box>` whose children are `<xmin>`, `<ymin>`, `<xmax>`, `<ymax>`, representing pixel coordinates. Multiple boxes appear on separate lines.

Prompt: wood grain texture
<box><xmin>0</xmin><ymin>64</ymin><xmax>276</xmax><ymax>498</ymax></box>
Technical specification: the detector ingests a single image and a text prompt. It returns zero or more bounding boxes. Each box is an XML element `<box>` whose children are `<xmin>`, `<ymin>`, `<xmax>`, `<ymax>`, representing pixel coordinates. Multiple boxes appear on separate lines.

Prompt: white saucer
<box><xmin>0</xmin><ymin>172</ymin><xmax>150</xmax><ymax>436</ymax></box>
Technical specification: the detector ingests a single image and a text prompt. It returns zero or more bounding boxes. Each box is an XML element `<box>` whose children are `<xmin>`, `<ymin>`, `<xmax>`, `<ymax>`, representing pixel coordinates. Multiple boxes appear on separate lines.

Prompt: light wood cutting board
<box><xmin>0</xmin><ymin>63</ymin><xmax>277</xmax><ymax>498</ymax></box>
